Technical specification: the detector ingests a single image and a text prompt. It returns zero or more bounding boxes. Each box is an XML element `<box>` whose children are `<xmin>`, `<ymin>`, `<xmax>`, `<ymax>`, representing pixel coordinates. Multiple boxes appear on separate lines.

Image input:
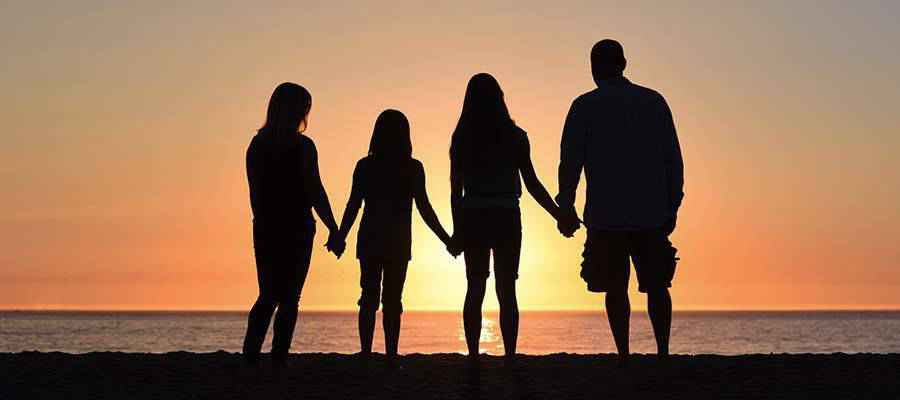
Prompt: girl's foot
<box><xmin>386</xmin><ymin>355</ymin><xmax>403</xmax><ymax>371</ymax></box>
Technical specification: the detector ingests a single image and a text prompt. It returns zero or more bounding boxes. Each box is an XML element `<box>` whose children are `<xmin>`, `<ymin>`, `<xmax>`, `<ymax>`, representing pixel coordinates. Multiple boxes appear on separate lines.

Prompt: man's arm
<box><xmin>556</xmin><ymin>98</ymin><xmax>587</xmax><ymax>236</ymax></box>
<box><xmin>658</xmin><ymin>95</ymin><xmax>683</xmax><ymax>235</ymax></box>
<box><xmin>659</xmin><ymin>96</ymin><xmax>684</xmax><ymax>218</ymax></box>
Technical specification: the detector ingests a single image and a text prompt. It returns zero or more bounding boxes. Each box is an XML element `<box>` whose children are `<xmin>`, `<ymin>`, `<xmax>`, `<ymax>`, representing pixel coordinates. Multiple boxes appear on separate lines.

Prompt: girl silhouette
<box><xmin>336</xmin><ymin>109</ymin><xmax>453</xmax><ymax>367</ymax></box>
<box><xmin>243</xmin><ymin>82</ymin><xmax>341</xmax><ymax>368</ymax></box>
<box><xmin>450</xmin><ymin>73</ymin><xmax>562</xmax><ymax>364</ymax></box>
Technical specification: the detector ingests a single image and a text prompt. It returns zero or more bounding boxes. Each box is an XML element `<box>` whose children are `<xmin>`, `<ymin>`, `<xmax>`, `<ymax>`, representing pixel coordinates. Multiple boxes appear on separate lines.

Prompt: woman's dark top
<box><xmin>348</xmin><ymin>156</ymin><xmax>426</xmax><ymax>261</ymax></box>
<box><xmin>460</xmin><ymin>126</ymin><xmax>528</xmax><ymax>209</ymax></box>
<box><xmin>246</xmin><ymin>133</ymin><xmax>316</xmax><ymax>231</ymax></box>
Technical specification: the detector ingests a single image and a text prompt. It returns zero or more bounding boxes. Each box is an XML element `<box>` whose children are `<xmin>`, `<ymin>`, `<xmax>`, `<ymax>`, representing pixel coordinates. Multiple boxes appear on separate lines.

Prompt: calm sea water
<box><xmin>2</xmin><ymin>311</ymin><xmax>899</xmax><ymax>355</ymax></box>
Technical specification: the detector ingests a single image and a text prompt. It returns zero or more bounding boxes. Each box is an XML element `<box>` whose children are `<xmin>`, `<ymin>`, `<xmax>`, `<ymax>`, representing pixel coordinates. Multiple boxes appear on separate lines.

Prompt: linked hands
<box><xmin>557</xmin><ymin>206</ymin><xmax>581</xmax><ymax>238</ymax></box>
<box><xmin>325</xmin><ymin>230</ymin><xmax>346</xmax><ymax>259</ymax></box>
<box><xmin>446</xmin><ymin>235</ymin><xmax>463</xmax><ymax>258</ymax></box>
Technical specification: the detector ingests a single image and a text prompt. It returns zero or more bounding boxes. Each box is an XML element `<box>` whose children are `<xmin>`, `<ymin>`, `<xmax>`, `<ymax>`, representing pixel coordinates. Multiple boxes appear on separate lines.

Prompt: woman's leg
<box><xmin>243</xmin><ymin>295</ymin><xmax>276</xmax><ymax>363</ymax></box>
<box><xmin>493</xmin><ymin>209</ymin><xmax>522</xmax><ymax>357</ymax></box>
<box><xmin>358</xmin><ymin>259</ymin><xmax>382</xmax><ymax>355</ymax></box>
<box><xmin>243</xmin><ymin>228</ymin><xmax>276</xmax><ymax>364</ymax></box>
<box><xmin>493</xmin><ymin>245</ymin><xmax>521</xmax><ymax>357</ymax></box>
<box><xmin>463</xmin><ymin>247</ymin><xmax>490</xmax><ymax>357</ymax></box>
<box><xmin>494</xmin><ymin>276</ymin><xmax>519</xmax><ymax>357</ymax></box>
<box><xmin>381</xmin><ymin>261</ymin><xmax>409</xmax><ymax>359</ymax></box>
<box><xmin>270</xmin><ymin>230</ymin><xmax>314</xmax><ymax>364</ymax></box>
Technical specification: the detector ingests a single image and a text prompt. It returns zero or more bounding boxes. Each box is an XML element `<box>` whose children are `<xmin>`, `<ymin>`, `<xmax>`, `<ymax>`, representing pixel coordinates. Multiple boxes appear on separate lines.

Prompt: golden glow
<box><xmin>1</xmin><ymin>1</ymin><xmax>899</xmax><ymax>311</ymax></box>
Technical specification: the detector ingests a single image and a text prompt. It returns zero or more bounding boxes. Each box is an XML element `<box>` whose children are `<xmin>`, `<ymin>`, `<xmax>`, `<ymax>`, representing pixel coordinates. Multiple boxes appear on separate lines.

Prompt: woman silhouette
<box><xmin>336</xmin><ymin>109</ymin><xmax>453</xmax><ymax>367</ymax></box>
<box><xmin>243</xmin><ymin>82</ymin><xmax>340</xmax><ymax>367</ymax></box>
<box><xmin>450</xmin><ymin>73</ymin><xmax>562</xmax><ymax>363</ymax></box>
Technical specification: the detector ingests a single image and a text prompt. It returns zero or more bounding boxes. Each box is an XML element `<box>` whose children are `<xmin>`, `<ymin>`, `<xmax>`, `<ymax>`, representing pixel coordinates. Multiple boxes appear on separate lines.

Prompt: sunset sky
<box><xmin>2</xmin><ymin>0</ymin><xmax>898</xmax><ymax>311</ymax></box>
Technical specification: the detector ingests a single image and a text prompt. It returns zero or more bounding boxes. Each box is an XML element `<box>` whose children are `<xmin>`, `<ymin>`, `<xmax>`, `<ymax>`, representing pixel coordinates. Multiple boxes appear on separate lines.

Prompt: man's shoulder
<box><xmin>573</xmin><ymin>88</ymin><xmax>602</xmax><ymax>104</ymax></box>
<box><xmin>625</xmin><ymin>80</ymin><xmax>667</xmax><ymax>104</ymax></box>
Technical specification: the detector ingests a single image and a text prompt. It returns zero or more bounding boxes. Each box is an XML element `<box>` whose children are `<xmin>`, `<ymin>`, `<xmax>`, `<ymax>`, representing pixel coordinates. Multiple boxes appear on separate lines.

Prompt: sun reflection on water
<box><xmin>457</xmin><ymin>316</ymin><xmax>503</xmax><ymax>354</ymax></box>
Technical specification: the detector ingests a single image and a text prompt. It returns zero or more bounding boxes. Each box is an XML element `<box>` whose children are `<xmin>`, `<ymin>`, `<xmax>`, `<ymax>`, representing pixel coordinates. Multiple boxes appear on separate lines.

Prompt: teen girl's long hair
<box><xmin>449</xmin><ymin>73</ymin><xmax>517</xmax><ymax>175</ymax></box>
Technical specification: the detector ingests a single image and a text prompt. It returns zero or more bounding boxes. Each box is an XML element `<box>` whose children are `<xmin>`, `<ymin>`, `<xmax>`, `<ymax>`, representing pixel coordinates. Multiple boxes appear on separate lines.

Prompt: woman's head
<box><xmin>369</xmin><ymin>109</ymin><xmax>412</xmax><ymax>159</ymax></box>
<box><xmin>450</xmin><ymin>73</ymin><xmax>515</xmax><ymax>167</ymax></box>
<box><xmin>260</xmin><ymin>82</ymin><xmax>312</xmax><ymax>137</ymax></box>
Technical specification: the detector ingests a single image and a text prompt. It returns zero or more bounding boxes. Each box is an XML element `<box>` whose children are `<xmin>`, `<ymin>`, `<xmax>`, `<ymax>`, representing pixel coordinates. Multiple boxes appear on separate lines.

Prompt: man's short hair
<box><xmin>591</xmin><ymin>39</ymin><xmax>626</xmax><ymax>72</ymax></box>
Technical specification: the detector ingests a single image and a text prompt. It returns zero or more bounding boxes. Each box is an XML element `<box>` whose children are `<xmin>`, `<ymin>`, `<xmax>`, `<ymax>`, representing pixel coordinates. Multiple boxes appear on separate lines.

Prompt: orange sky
<box><xmin>2</xmin><ymin>1</ymin><xmax>899</xmax><ymax>310</ymax></box>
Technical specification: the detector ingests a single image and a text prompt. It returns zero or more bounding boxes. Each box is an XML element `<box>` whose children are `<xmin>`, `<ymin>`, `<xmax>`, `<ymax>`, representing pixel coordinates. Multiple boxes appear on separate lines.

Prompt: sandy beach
<box><xmin>2</xmin><ymin>352</ymin><xmax>898</xmax><ymax>399</ymax></box>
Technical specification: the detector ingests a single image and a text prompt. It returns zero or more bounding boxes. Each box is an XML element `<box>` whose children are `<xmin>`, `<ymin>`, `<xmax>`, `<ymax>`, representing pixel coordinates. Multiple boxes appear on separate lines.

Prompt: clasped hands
<box><xmin>556</xmin><ymin>206</ymin><xmax>581</xmax><ymax>238</ymax></box>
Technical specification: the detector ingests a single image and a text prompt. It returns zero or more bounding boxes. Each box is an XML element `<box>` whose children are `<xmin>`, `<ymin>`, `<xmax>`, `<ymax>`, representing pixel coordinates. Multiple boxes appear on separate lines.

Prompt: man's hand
<box><xmin>557</xmin><ymin>207</ymin><xmax>581</xmax><ymax>238</ymax></box>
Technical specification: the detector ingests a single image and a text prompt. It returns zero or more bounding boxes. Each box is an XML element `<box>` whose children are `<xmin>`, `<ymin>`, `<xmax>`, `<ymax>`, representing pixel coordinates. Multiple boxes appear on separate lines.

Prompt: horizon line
<box><xmin>3</xmin><ymin>306</ymin><xmax>900</xmax><ymax>313</ymax></box>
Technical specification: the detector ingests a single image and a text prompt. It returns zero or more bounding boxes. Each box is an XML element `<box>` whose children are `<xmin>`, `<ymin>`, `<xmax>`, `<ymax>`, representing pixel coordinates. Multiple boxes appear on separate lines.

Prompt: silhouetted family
<box><xmin>242</xmin><ymin>39</ymin><xmax>684</xmax><ymax>370</ymax></box>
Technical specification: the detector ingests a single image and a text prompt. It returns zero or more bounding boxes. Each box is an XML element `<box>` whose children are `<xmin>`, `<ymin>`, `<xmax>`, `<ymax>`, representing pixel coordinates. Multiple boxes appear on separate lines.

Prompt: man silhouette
<box><xmin>556</xmin><ymin>39</ymin><xmax>684</xmax><ymax>365</ymax></box>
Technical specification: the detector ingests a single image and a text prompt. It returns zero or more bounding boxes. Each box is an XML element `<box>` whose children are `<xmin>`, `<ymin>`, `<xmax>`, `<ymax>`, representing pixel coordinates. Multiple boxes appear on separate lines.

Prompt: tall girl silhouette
<box><xmin>450</xmin><ymin>74</ymin><xmax>562</xmax><ymax>363</ymax></box>
<box><xmin>243</xmin><ymin>82</ymin><xmax>340</xmax><ymax>367</ymax></box>
<box><xmin>336</xmin><ymin>109</ymin><xmax>453</xmax><ymax>367</ymax></box>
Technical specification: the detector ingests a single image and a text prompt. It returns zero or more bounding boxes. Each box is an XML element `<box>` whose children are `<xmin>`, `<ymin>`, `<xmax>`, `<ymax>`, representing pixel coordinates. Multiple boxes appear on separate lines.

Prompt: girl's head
<box><xmin>369</xmin><ymin>109</ymin><xmax>412</xmax><ymax>160</ymax></box>
<box><xmin>260</xmin><ymin>82</ymin><xmax>312</xmax><ymax>137</ymax></box>
<box><xmin>450</xmin><ymin>73</ymin><xmax>515</xmax><ymax>168</ymax></box>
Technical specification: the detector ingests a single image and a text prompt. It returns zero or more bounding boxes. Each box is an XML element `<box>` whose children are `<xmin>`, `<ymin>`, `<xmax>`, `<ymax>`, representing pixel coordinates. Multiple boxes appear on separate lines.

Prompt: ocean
<box><xmin>2</xmin><ymin>311</ymin><xmax>899</xmax><ymax>355</ymax></box>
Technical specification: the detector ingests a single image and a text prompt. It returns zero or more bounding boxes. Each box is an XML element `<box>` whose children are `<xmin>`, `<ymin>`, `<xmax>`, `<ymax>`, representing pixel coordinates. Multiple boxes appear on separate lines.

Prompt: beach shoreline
<box><xmin>2</xmin><ymin>352</ymin><xmax>898</xmax><ymax>399</ymax></box>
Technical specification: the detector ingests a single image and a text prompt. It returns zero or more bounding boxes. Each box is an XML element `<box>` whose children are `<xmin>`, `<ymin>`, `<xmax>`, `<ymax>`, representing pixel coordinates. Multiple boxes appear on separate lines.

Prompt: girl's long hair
<box><xmin>368</xmin><ymin>109</ymin><xmax>412</xmax><ymax>160</ymax></box>
<box><xmin>449</xmin><ymin>73</ymin><xmax>516</xmax><ymax>174</ymax></box>
<box><xmin>258</xmin><ymin>82</ymin><xmax>312</xmax><ymax>140</ymax></box>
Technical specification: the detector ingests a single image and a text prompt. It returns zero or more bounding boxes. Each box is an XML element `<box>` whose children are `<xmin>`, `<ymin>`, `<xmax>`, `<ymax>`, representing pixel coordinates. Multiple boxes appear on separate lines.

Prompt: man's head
<box><xmin>591</xmin><ymin>39</ymin><xmax>626</xmax><ymax>85</ymax></box>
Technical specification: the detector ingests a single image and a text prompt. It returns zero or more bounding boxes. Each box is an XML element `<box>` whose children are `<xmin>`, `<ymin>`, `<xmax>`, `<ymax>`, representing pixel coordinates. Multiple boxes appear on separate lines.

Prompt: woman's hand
<box><xmin>325</xmin><ymin>231</ymin><xmax>346</xmax><ymax>259</ymax></box>
<box><xmin>446</xmin><ymin>235</ymin><xmax>463</xmax><ymax>258</ymax></box>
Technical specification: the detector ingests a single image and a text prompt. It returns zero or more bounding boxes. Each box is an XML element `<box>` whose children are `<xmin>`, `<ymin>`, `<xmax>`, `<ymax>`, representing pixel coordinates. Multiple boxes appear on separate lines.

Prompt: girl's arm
<box><xmin>338</xmin><ymin>161</ymin><xmax>364</xmax><ymax>240</ymax></box>
<box><xmin>413</xmin><ymin>161</ymin><xmax>451</xmax><ymax>245</ymax></box>
<box><xmin>519</xmin><ymin>135</ymin><xmax>562</xmax><ymax>221</ymax></box>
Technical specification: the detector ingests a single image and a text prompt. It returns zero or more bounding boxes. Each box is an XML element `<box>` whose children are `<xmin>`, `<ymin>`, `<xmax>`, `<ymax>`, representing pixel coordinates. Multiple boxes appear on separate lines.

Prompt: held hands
<box><xmin>557</xmin><ymin>207</ymin><xmax>581</xmax><ymax>238</ymax></box>
<box><xmin>446</xmin><ymin>235</ymin><xmax>463</xmax><ymax>258</ymax></box>
<box><xmin>325</xmin><ymin>230</ymin><xmax>346</xmax><ymax>259</ymax></box>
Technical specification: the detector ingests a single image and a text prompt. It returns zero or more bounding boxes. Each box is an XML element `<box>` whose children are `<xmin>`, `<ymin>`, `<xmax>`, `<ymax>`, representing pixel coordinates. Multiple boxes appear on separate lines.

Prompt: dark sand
<box><xmin>2</xmin><ymin>352</ymin><xmax>898</xmax><ymax>399</ymax></box>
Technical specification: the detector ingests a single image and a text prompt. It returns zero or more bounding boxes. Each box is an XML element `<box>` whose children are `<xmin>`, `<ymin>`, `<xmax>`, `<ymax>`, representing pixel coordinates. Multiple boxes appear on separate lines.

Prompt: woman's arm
<box><xmin>413</xmin><ymin>161</ymin><xmax>451</xmax><ymax>245</ymax></box>
<box><xmin>449</xmin><ymin>155</ymin><xmax>464</xmax><ymax>240</ymax></box>
<box><xmin>338</xmin><ymin>161</ymin><xmax>364</xmax><ymax>240</ymax></box>
<box><xmin>301</xmin><ymin>139</ymin><xmax>339</xmax><ymax>233</ymax></box>
<box><xmin>519</xmin><ymin>135</ymin><xmax>562</xmax><ymax>221</ymax></box>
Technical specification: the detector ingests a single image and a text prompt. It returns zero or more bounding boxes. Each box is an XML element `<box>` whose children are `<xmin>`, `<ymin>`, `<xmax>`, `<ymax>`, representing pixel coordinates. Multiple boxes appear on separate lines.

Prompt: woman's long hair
<box><xmin>259</xmin><ymin>82</ymin><xmax>312</xmax><ymax>139</ymax></box>
<box><xmin>449</xmin><ymin>73</ymin><xmax>516</xmax><ymax>174</ymax></box>
<box><xmin>369</xmin><ymin>109</ymin><xmax>412</xmax><ymax>160</ymax></box>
